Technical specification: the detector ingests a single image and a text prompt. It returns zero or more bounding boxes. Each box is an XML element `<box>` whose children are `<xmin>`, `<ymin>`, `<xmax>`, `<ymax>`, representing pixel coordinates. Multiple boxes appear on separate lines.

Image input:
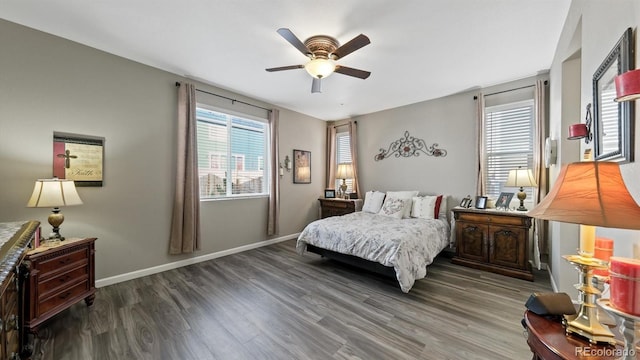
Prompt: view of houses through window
<box><xmin>484</xmin><ymin>99</ymin><xmax>534</xmax><ymax>200</ymax></box>
<box><xmin>196</xmin><ymin>107</ymin><xmax>268</xmax><ymax>198</ymax></box>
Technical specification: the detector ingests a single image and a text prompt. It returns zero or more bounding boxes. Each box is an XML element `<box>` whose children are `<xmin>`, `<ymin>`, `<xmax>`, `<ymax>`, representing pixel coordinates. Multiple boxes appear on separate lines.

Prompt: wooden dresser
<box><xmin>318</xmin><ymin>198</ymin><xmax>363</xmax><ymax>218</ymax></box>
<box><xmin>22</xmin><ymin>237</ymin><xmax>96</xmax><ymax>335</ymax></box>
<box><xmin>452</xmin><ymin>207</ymin><xmax>533</xmax><ymax>281</ymax></box>
<box><xmin>0</xmin><ymin>221</ymin><xmax>39</xmax><ymax>360</ymax></box>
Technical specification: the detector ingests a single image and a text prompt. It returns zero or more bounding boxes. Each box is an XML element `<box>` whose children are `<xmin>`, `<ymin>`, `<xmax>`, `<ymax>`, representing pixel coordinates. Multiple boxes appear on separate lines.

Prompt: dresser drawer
<box><xmin>38</xmin><ymin>266</ymin><xmax>88</xmax><ymax>298</ymax></box>
<box><xmin>36</xmin><ymin>248</ymin><xmax>88</xmax><ymax>278</ymax></box>
<box><xmin>456</xmin><ymin>211</ymin><xmax>528</xmax><ymax>227</ymax></box>
<box><xmin>37</xmin><ymin>281</ymin><xmax>89</xmax><ymax>317</ymax></box>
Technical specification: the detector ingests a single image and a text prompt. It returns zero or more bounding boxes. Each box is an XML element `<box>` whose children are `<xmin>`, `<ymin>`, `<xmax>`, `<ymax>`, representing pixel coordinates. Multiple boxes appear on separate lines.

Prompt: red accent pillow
<box><xmin>434</xmin><ymin>195</ymin><xmax>443</xmax><ymax>219</ymax></box>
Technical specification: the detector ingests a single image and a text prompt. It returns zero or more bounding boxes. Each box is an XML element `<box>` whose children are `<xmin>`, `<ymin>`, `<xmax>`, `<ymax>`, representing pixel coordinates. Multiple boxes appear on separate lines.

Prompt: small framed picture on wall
<box><xmin>293</xmin><ymin>149</ymin><xmax>311</xmax><ymax>184</ymax></box>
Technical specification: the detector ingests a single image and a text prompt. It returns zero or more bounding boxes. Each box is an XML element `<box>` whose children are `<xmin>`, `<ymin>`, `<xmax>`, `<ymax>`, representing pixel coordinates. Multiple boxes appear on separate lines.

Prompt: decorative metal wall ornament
<box><xmin>374</xmin><ymin>131</ymin><xmax>447</xmax><ymax>161</ymax></box>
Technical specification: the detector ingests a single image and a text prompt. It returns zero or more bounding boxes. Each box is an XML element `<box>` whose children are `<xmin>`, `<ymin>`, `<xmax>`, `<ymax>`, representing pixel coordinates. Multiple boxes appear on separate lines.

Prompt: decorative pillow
<box><xmin>362</xmin><ymin>191</ymin><xmax>386</xmax><ymax>213</ymax></box>
<box><xmin>411</xmin><ymin>196</ymin><xmax>438</xmax><ymax>219</ymax></box>
<box><xmin>386</xmin><ymin>191</ymin><xmax>419</xmax><ymax>218</ymax></box>
<box><xmin>378</xmin><ymin>197</ymin><xmax>412</xmax><ymax>219</ymax></box>
<box><xmin>437</xmin><ymin>194</ymin><xmax>448</xmax><ymax>219</ymax></box>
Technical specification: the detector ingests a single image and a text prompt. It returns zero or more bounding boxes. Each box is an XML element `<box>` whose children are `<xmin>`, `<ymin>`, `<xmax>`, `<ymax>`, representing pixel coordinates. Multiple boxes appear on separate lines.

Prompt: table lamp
<box><xmin>528</xmin><ymin>161</ymin><xmax>640</xmax><ymax>345</ymax></box>
<box><xmin>27</xmin><ymin>178</ymin><xmax>83</xmax><ymax>240</ymax></box>
<box><xmin>336</xmin><ymin>163</ymin><xmax>354</xmax><ymax>198</ymax></box>
<box><xmin>505</xmin><ymin>167</ymin><xmax>537</xmax><ymax>211</ymax></box>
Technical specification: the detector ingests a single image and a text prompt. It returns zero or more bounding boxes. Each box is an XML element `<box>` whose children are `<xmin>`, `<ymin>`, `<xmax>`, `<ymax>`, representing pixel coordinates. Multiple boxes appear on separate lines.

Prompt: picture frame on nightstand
<box><xmin>324</xmin><ymin>189</ymin><xmax>336</xmax><ymax>198</ymax></box>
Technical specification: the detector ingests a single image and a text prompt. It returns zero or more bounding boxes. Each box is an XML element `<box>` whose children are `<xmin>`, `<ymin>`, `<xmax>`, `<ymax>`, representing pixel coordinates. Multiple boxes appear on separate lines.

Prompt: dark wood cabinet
<box><xmin>22</xmin><ymin>237</ymin><xmax>96</xmax><ymax>335</ymax></box>
<box><xmin>0</xmin><ymin>221</ymin><xmax>38</xmax><ymax>360</ymax></box>
<box><xmin>318</xmin><ymin>198</ymin><xmax>363</xmax><ymax>218</ymax></box>
<box><xmin>452</xmin><ymin>208</ymin><xmax>533</xmax><ymax>281</ymax></box>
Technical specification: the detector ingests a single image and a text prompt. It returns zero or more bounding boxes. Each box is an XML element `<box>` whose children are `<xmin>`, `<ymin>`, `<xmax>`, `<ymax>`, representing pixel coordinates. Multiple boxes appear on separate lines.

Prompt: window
<box><xmin>335</xmin><ymin>131</ymin><xmax>353</xmax><ymax>192</ymax></box>
<box><xmin>196</xmin><ymin>107</ymin><xmax>268</xmax><ymax>198</ymax></box>
<box><xmin>484</xmin><ymin>100</ymin><xmax>534</xmax><ymax>200</ymax></box>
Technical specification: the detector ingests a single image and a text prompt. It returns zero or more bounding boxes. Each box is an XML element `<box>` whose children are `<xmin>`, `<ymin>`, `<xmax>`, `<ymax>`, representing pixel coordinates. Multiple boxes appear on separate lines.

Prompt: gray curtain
<box><xmin>348</xmin><ymin>121</ymin><xmax>361</xmax><ymax>198</ymax></box>
<box><xmin>267</xmin><ymin>109</ymin><xmax>280</xmax><ymax>236</ymax></box>
<box><xmin>475</xmin><ymin>93</ymin><xmax>486</xmax><ymax>196</ymax></box>
<box><xmin>532</xmin><ymin>79</ymin><xmax>548</xmax><ymax>269</ymax></box>
<box><xmin>325</xmin><ymin>125</ymin><xmax>337</xmax><ymax>189</ymax></box>
<box><xmin>169</xmin><ymin>82</ymin><xmax>201</xmax><ymax>254</ymax></box>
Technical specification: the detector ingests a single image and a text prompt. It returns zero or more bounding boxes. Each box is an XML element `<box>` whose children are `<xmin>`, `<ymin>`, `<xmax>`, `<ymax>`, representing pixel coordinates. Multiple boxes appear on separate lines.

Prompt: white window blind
<box><xmin>196</xmin><ymin>107</ymin><xmax>268</xmax><ymax>198</ymax></box>
<box><xmin>335</xmin><ymin>132</ymin><xmax>353</xmax><ymax>192</ymax></box>
<box><xmin>485</xmin><ymin>100</ymin><xmax>534</xmax><ymax>200</ymax></box>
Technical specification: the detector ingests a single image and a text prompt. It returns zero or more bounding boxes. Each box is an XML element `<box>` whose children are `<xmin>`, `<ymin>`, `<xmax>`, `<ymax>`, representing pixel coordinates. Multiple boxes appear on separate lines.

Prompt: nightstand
<box><xmin>22</xmin><ymin>237</ymin><xmax>96</xmax><ymax>335</ymax></box>
<box><xmin>452</xmin><ymin>207</ymin><xmax>533</xmax><ymax>280</ymax></box>
<box><xmin>318</xmin><ymin>198</ymin><xmax>363</xmax><ymax>218</ymax></box>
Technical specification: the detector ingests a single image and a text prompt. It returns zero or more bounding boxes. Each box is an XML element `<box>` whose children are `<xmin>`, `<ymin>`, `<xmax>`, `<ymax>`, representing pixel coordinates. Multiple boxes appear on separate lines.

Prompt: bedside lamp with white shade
<box><xmin>336</xmin><ymin>163</ymin><xmax>354</xmax><ymax>199</ymax></box>
<box><xmin>505</xmin><ymin>167</ymin><xmax>537</xmax><ymax>211</ymax></box>
<box><xmin>27</xmin><ymin>178</ymin><xmax>83</xmax><ymax>241</ymax></box>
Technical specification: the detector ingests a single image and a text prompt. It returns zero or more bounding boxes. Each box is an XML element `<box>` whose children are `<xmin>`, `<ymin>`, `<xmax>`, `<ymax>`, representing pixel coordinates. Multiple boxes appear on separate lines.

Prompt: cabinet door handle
<box><xmin>59</xmin><ymin>258</ymin><xmax>72</xmax><ymax>265</ymax></box>
<box><xmin>58</xmin><ymin>275</ymin><xmax>71</xmax><ymax>283</ymax></box>
<box><xmin>59</xmin><ymin>291</ymin><xmax>72</xmax><ymax>300</ymax></box>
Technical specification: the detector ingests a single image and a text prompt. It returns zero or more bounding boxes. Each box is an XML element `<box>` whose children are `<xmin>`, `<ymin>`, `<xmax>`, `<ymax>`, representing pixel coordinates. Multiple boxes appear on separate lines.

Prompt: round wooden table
<box><xmin>523</xmin><ymin>310</ymin><xmax>631</xmax><ymax>360</ymax></box>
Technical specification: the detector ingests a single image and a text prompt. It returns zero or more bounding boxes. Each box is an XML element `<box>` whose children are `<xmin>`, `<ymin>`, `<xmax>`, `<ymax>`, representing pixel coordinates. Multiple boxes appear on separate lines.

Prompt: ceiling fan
<box><xmin>266</xmin><ymin>28</ymin><xmax>371</xmax><ymax>93</ymax></box>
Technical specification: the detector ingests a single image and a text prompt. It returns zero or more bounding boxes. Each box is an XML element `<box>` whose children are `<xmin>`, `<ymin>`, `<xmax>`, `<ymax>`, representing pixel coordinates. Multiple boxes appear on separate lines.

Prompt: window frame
<box><xmin>196</xmin><ymin>103</ymin><xmax>270</xmax><ymax>200</ymax></box>
<box><xmin>483</xmin><ymin>99</ymin><xmax>535</xmax><ymax>201</ymax></box>
<box><xmin>335</xmin><ymin>131</ymin><xmax>354</xmax><ymax>193</ymax></box>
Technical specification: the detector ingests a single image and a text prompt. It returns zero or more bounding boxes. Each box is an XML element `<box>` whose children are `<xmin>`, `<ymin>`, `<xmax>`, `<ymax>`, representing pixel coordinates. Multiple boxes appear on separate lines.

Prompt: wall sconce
<box><xmin>567</xmin><ymin>103</ymin><xmax>592</xmax><ymax>144</ymax></box>
<box><xmin>283</xmin><ymin>155</ymin><xmax>291</xmax><ymax>172</ymax></box>
<box><xmin>278</xmin><ymin>163</ymin><xmax>284</xmax><ymax>177</ymax></box>
<box><xmin>614</xmin><ymin>68</ymin><xmax>640</xmax><ymax>102</ymax></box>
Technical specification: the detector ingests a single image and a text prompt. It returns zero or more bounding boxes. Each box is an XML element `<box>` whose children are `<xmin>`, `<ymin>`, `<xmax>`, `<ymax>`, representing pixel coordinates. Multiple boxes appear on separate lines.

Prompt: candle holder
<box><xmin>563</xmin><ymin>255</ymin><xmax>616</xmax><ymax>344</ymax></box>
<box><xmin>597</xmin><ymin>299</ymin><xmax>639</xmax><ymax>360</ymax></box>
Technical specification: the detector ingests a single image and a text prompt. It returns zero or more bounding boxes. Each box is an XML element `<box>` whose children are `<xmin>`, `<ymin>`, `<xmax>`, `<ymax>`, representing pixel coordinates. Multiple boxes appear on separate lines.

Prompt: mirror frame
<box><xmin>593</xmin><ymin>27</ymin><xmax>634</xmax><ymax>163</ymax></box>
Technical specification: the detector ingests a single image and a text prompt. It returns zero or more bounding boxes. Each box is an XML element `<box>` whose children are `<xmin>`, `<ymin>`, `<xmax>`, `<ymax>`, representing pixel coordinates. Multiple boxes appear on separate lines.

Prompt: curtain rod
<box><xmin>332</xmin><ymin>121</ymin><xmax>357</xmax><ymax>128</ymax></box>
<box><xmin>473</xmin><ymin>80</ymin><xmax>548</xmax><ymax>100</ymax></box>
<box><xmin>175</xmin><ymin>82</ymin><xmax>271</xmax><ymax>112</ymax></box>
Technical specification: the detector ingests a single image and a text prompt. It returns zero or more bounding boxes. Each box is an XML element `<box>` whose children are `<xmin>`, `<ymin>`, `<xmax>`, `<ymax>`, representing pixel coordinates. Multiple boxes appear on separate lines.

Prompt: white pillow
<box><xmin>386</xmin><ymin>191</ymin><xmax>419</xmax><ymax>218</ymax></box>
<box><xmin>411</xmin><ymin>196</ymin><xmax>438</xmax><ymax>219</ymax></box>
<box><xmin>362</xmin><ymin>191</ymin><xmax>386</xmax><ymax>213</ymax></box>
<box><xmin>438</xmin><ymin>194</ymin><xmax>449</xmax><ymax>220</ymax></box>
<box><xmin>378</xmin><ymin>197</ymin><xmax>412</xmax><ymax>219</ymax></box>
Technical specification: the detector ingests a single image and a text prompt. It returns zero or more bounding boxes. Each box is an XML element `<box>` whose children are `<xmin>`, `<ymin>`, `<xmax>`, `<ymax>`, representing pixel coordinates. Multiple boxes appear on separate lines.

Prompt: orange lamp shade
<box><xmin>528</xmin><ymin>162</ymin><xmax>640</xmax><ymax>230</ymax></box>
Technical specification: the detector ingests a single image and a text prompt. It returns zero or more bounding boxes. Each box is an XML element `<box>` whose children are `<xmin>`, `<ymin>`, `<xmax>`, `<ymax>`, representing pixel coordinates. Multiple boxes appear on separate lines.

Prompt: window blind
<box><xmin>485</xmin><ymin>100</ymin><xmax>534</xmax><ymax>200</ymax></box>
<box><xmin>196</xmin><ymin>107</ymin><xmax>268</xmax><ymax>198</ymax></box>
<box><xmin>335</xmin><ymin>132</ymin><xmax>353</xmax><ymax>192</ymax></box>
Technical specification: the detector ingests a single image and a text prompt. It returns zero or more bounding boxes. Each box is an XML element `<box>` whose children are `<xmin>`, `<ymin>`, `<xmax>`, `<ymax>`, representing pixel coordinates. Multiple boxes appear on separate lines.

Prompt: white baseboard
<box><xmin>96</xmin><ymin>233</ymin><xmax>299</xmax><ymax>288</ymax></box>
<box><xmin>547</xmin><ymin>266</ymin><xmax>559</xmax><ymax>293</ymax></box>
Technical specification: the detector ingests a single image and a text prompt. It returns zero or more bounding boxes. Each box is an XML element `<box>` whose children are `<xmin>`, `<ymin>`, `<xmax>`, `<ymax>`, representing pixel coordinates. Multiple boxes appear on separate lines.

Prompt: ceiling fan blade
<box><xmin>265</xmin><ymin>65</ymin><xmax>304</xmax><ymax>72</ymax></box>
<box><xmin>332</xmin><ymin>34</ymin><xmax>370</xmax><ymax>59</ymax></box>
<box><xmin>311</xmin><ymin>78</ymin><xmax>321</xmax><ymax>93</ymax></box>
<box><xmin>277</xmin><ymin>28</ymin><xmax>312</xmax><ymax>57</ymax></box>
<box><xmin>334</xmin><ymin>65</ymin><xmax>371</xmax><ymax>79</ymax></box>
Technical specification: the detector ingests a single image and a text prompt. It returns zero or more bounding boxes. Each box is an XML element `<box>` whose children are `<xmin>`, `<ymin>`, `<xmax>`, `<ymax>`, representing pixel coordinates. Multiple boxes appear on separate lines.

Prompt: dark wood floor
<box><xmin>30</xmin><ymin>239</ymin><xmax>551</xmax><ymax>360</ymax></box>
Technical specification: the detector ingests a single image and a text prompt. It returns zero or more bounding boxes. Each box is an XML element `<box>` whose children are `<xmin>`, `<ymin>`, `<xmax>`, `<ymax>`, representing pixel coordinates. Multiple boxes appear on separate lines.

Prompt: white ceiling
<box><xmin>1</xmin><ymin>0</ymin><xmax>570</xmax><ymax>121</ymax></box>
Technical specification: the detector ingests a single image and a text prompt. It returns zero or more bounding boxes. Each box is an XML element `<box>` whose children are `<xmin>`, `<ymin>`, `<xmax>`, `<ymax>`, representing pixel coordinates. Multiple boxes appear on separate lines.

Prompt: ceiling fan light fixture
<box><xmin>304</xmin><ymin>58</ymin><xmax>336</xmax><ymax>79</ymax></box>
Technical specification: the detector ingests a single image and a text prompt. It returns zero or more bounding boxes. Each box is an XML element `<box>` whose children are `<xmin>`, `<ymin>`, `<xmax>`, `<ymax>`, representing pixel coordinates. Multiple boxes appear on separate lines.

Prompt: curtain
<box><xmin>169</xmin><ymin>82</ymin><xmax>201</xmax><ymax>254</ymax></box>
<box><xmin>267</xmin><ymin>109</ymin><xmax>280</xmax><ymax>236</ymax></box>
<box><xmin>532</xmin><ymin>80</ymin><xmax>548</xmax><ymax>269</ymax></box>
<box><xmin>475</xmin><ymin>93</ymin><xmax>486</xmax><ymax>196</ymax></box>
<box><xmin>325</xmin><ymin>125</ymin><xmax>337</xmax><ymax>189</ymax></box>
<box><xmin>348</xmin><ymin>121</ymin><xmax>361</xmax><ymax>198</ymax></box>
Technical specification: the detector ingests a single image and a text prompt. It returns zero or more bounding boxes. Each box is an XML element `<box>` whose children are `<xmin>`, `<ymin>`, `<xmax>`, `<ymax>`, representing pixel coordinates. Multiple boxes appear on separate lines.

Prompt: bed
<box><xmin>296</xmin><ymin>201</ymin><xmax>450</xmax><ymax>292</ymax></box>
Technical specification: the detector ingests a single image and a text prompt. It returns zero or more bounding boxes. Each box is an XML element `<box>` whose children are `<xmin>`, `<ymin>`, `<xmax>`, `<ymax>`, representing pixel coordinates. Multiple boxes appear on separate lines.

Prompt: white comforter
<box><xmin>296</xmin><ymin>212</ymin><xmax>450</xmax><ymax>292</ymax></box>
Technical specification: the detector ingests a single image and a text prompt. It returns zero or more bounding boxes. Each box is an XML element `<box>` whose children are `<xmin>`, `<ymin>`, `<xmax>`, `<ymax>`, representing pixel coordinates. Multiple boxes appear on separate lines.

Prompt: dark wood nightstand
<box><xmin>22</xmin><ymin>237</ymin><xmax>96</xmax><ymax>335</ymax></box>
<box><xmin>318</xmin><ymin>198</ymin><xmax>363</xmax><ymax>218</ymax></box>
<box><xmin>452</xmin><ymin>207</ymin><xmax>533</xmax><ymax>280</ymax></box>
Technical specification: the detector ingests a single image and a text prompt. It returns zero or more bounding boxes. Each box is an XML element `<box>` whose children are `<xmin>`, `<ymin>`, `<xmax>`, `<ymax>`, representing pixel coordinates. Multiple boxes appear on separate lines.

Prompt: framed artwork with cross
<box><xmin>53</xmin><ymin>132</ymin><xmax>104</xmax><ymax>187</ymax></box>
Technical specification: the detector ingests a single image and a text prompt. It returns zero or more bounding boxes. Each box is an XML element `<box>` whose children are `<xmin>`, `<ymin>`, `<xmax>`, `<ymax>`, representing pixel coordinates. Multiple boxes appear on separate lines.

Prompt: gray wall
<box><xmin>549</xmin><ymin>0</ymin><xmax>640</xmax><ymax>296</ymax></box>
<box><xmin>0</xmin><ymin>19</ymin><xmax>326</xmax><ymax>283</ymax></box>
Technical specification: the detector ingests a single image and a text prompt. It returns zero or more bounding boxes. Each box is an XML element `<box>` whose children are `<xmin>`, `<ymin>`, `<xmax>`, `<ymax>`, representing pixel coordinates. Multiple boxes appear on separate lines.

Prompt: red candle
<box><xmin>609</xmin><ymin>257</ymin><xmax>640</xmax><ymax>316</ymax></box>
<box><xmin>593</xmin><ymin>237</ymin><xmax>614</xmax><ymax>277</ymax></box>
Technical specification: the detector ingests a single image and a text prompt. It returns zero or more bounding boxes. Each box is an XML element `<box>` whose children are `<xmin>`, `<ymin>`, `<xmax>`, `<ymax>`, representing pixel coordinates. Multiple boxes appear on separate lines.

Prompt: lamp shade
<box><xmin>614</xmin><ymin>68</ymin><xmax>640</xmax><ymax>102</ymax></box>
<box><xmin>336</xmin><ymin>163</ymin><xmax>354</xmax><ymax>179</ymax></box>
<box><xmin>27</xmin><ymin>178</ymin><xmax>83</xmax><ymax>208</ymax></box>
<box><xmin>304</xmin><ymin>58</ymin><xmax>336</xmax><ymax>79</ymax></box>
<box><xmin>505</xmin><ymin>168</ymin><xmax>537</xmax><ymax>187</ymax></box>
<box><xmin>568</xmin><ymin>124</ymin><xmax>589</xmax><ymax>139</ymax></box>
<box><xmin>528</xmin><ymin>162</ymin><xmax>640</xmax><ymax>229</ymax></box>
